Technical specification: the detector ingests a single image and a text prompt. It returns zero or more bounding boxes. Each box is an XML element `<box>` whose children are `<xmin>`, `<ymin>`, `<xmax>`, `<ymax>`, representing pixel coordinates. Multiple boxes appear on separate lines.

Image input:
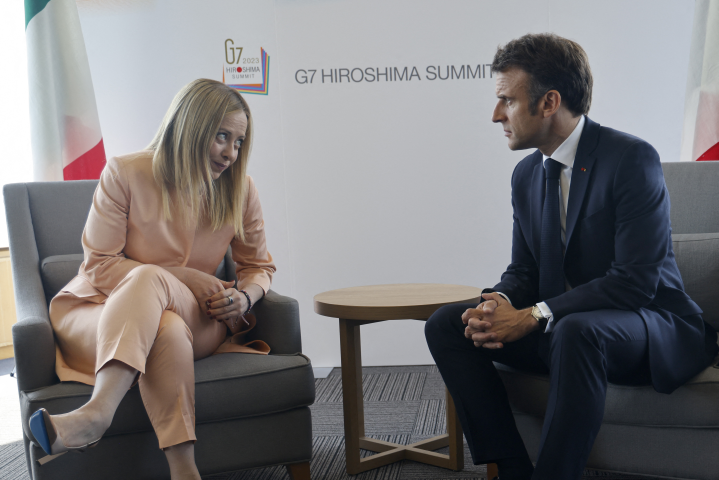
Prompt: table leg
<box><xmin>445</xmin><ymin>387</ymin><xmax>464</xmax><ymax>470</ymax></box>
<box><xmin>338</xmin><ymin>319</ymin><xmax>365</xmax><ymax>474</ymax></box>
<box><xmin>337</xmin><ymin>319</ymin><xmax>469</xmax><ymax>475</ymax></box>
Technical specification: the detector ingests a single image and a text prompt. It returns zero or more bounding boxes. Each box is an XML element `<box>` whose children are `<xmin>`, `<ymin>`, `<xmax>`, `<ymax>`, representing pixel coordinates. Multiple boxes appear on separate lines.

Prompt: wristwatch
<box><xmin>531</xmin><ymin>304</ymin><xmax>549</xmax><ymax>330</ymax></box>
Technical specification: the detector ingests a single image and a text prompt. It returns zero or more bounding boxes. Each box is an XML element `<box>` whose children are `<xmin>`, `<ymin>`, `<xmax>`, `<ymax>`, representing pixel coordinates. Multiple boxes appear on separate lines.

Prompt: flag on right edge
<box><xmin>680</xmin><ymin>0</ymin><xmax>719</xmax><ymax>162</ymax></box>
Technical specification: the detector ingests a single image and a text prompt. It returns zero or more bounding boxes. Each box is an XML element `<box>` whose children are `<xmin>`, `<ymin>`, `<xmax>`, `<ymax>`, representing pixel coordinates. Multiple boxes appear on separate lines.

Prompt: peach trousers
<box><xmin>49</xmin><ymin>265</ymin><xmax>227</xmax><ymax>449</ymax></box>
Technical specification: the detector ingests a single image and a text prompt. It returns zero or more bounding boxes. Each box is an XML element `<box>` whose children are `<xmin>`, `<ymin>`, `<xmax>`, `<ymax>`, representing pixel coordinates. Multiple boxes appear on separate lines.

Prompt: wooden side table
<box><xmin>314</xmin><ymin>283</ymin><xmax>498</xmax><ymax>478</ymax></box>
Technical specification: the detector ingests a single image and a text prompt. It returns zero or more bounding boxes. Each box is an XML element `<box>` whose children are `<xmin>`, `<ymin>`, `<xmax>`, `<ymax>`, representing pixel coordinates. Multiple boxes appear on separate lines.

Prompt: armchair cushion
<box><xmin>499</xmin><ymin>362</ymin><xmax>719</xmax><ymax>427</ymax></box>
<box><xmin>22</xmin><ymin>352</ymin><xmax>315</xmax><ymax>442</ymax></box>
<box><xmin>672</xmin><ymin>233</ymin><xmax>719</xmax><ymax>330</ymax></box>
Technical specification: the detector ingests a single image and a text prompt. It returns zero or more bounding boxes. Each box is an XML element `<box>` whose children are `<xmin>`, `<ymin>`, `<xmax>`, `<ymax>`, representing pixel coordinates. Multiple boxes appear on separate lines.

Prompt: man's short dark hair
<box><xmin>491</xmin><ymin>33</ymin><xmax>593</xmax><ymax>116</ymax></box>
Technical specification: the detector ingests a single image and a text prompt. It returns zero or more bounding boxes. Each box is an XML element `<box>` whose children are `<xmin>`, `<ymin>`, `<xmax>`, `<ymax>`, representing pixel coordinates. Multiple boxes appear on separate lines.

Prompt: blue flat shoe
<box><xmin>29</xmin><ymin>408</ymin><xmax>100</xmax><ymax>456</ymax></box>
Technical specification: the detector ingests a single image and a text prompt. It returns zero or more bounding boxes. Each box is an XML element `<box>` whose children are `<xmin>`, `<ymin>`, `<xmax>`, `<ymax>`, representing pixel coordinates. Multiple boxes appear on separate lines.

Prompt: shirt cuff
<box><xmin>537</xmin><ymin>301</ymin><xmax>554</xmax><ymax>333</ymax></box>
<box><xmin>495</xmin><ymin>292</ymin><xmax>512</xmax><ymax>306</ymax></box>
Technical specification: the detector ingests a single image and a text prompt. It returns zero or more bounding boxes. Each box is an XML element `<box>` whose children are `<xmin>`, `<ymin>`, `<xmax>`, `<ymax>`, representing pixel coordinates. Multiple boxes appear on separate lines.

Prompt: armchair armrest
<box><xmin>249</xmin><ymin>290</ymin><xmax>302</xmax><ymax>355</ymax></box>
<box><xmin>4</xmin><ymin>183</ymin><xmax>58</xmax><ymax>392</ymax></box>
<box><xmin>12</xmin><ymin>315</ymin><xmax>57</xmax><ymax>392</ymax></box>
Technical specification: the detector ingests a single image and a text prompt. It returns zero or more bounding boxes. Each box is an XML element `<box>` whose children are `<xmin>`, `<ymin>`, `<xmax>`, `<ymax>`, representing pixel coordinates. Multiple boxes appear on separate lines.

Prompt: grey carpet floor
<box><xmin>1</xmin><ymin>365</ymin><xmax>662</xmax><ymax>480</ymax></box>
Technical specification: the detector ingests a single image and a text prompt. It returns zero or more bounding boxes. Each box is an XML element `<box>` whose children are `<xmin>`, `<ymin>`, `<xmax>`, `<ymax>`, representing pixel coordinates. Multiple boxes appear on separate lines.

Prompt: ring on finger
<box><xmin>228</xmin><ymin>296</ymin><xmax>233</xmax><ymax>305</ymax></box>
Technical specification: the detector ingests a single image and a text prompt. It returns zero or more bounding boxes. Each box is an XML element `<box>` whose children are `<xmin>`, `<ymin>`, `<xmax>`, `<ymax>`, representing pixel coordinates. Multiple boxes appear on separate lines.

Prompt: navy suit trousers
<box><xmin>425</xmin><ymin>303</ymin><xmax>656</xmax><ymax>480</ymax></box>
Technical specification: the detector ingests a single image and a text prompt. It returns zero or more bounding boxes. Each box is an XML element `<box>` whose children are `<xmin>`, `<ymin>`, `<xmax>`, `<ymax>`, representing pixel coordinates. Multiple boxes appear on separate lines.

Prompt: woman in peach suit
<box><xmin>28</xmin><ymin>79</ymin><xmax>275</xmax><ymax>480</ymax></box>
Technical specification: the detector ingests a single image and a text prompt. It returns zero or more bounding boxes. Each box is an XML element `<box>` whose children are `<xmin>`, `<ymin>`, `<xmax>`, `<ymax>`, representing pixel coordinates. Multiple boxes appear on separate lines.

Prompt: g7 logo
<box><xmin>225</xmin><ymin>39</ymin><xmax>243</xmax><ymax>64</ymax></box>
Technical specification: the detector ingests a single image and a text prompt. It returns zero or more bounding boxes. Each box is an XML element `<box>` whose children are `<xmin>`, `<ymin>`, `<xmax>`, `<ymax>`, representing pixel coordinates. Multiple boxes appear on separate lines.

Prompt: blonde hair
<box><xmin>147</xmin><ymin>79</ymin><xmax>253</xmax><ymax>240</ymax></box>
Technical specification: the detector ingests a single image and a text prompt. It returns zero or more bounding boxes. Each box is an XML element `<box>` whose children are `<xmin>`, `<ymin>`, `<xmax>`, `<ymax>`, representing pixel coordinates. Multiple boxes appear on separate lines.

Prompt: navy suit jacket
<box><xmin>493</xmin><ymin>117</ymin><xmax>716</xmax><ymax>393</ymax></box>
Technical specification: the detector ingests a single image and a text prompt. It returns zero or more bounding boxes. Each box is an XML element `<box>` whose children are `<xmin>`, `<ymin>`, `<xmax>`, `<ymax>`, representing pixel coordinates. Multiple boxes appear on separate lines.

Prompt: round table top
<box><xmin>313</xmin><ymin>283</ymin><xmax>483</xmax><ymax>321</ymax></box>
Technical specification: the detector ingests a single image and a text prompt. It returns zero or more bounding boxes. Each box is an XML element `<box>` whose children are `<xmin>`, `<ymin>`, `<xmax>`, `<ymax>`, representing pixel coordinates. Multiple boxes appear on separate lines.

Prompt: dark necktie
<box><xmin>539</xmin><ymin>158</ymin><xmax>565</xmax><ymax>301</ymax></box>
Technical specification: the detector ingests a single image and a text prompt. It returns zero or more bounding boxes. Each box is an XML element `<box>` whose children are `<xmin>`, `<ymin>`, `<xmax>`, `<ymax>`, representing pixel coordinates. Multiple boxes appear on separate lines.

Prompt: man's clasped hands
<box><xmin>462</xmin><ymin>292</ymin><xmax>541</xmax><ymax>349</ymax></box>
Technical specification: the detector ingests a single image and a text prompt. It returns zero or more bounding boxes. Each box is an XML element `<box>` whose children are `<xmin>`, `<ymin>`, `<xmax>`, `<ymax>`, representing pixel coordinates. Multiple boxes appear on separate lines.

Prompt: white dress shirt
<box><xmin>497</xmin><ymin>115</ymin><xmax>585</xmax><ymax>333</ymax></box>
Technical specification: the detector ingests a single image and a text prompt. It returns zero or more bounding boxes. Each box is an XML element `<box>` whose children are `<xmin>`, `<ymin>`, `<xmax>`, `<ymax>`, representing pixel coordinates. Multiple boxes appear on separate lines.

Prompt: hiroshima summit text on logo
<box><xmin>295</xmin><ymin>64</ymin><xmax>493</xmax><ymax>85</ymax></box>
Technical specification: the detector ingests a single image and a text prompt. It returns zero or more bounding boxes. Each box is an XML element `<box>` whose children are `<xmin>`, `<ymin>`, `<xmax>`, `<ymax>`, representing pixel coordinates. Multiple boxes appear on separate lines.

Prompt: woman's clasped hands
<box><xmin>179</xmin><ymin>268</ymin><xmax>248</xmax><ymax>332</ymax></box>
<box><xmin>206</xmin><ymin>284</ymin><xmax>249</xmax><ymax>333</ymax></box>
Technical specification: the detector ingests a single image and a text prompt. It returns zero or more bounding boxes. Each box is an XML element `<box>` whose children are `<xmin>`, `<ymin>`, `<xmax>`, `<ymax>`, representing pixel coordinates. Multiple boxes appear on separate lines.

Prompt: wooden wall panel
<box><xmin>0</xmin><ymin>248</ymin><xmax>17</xmax><ymax>360</ymax></box>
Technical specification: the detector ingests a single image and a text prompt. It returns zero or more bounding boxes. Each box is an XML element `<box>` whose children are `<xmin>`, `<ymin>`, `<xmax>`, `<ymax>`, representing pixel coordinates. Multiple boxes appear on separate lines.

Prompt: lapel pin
<box><xmin>580</xmin><ymin>167</ymin><xmax>587</xmax><ymax>172</ymax></box>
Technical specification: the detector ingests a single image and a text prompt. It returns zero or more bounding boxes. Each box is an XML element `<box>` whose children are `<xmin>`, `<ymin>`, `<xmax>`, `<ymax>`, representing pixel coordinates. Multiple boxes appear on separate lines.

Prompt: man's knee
<box><xmin>550</xmin><ymin>312</ymin><xmax>602</xmax><ymax>349</ymax></box>
<box><xmin>425</xmin><ymin>304</ymin><xmax>468</xmax><ymax>347</ymax></box>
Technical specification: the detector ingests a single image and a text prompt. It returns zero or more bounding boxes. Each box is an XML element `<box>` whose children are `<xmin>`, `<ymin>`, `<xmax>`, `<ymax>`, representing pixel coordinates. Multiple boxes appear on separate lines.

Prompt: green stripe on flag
<box><xmin>25</xmin><ymin>0</ymin><xmax>52</xmax><ymax>29</ymax></box>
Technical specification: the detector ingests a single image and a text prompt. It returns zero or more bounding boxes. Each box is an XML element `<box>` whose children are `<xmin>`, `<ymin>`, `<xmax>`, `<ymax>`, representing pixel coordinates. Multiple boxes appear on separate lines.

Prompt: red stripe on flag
<box><xmin>697</xmin><ymin>141</ymin><xmax>719</xmax><ymax>161</ymax></box>
<box><xmin>63</xmin><ymin>139</ymin><xmax>107</xmax><ymax>180</ymax></box>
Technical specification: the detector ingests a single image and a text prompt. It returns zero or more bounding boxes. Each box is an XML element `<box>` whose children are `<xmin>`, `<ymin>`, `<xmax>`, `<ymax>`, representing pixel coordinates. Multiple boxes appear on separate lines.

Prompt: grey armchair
<box><xmin>496</xmin><ymin>161</ymin><xmax>719</xmax><ymax>479</ymax></box>
<box><xmin>4</xmin><ymin>180</ymin><xmax>315</xmax><ymax>480</ymax></box>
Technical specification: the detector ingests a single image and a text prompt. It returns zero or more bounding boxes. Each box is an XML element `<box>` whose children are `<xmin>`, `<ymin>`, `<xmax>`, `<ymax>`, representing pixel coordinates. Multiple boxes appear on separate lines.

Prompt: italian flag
<box><xmin>25</xmin><ymin>0</ymin><xmax>105</xmax><ymax>181</ymax></box>
<box><xmin>681</xmin><ymin>0</ymin><xmax>719</xmax><ymax>162</ymax></box>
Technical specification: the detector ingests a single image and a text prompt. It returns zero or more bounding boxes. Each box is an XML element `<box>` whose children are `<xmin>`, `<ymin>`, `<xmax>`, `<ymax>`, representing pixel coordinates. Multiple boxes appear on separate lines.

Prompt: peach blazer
<box><xmin>52</xmin><ymin>151</ymin><xmax>276</xmax><ymax>381</ymax></box>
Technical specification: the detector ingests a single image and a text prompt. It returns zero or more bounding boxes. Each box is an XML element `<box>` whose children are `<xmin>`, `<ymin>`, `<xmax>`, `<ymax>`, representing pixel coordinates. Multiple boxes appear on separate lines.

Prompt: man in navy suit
<box><xmin>425</xmin><ymin>33</ymin><xmax>718</xmax><ymax>480</ymax></box>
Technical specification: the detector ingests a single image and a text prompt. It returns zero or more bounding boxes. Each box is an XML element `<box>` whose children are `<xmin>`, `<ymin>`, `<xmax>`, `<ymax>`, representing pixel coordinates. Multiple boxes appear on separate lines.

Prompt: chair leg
<box><xmin>487</xmin><ymin>462</ymin><xmax>498</xmax><ymax>479</ymax></box>
<box><xmin>286</xmin><ymin>461</ymin><xmax>311</xmax><ymax>480</ymax></box>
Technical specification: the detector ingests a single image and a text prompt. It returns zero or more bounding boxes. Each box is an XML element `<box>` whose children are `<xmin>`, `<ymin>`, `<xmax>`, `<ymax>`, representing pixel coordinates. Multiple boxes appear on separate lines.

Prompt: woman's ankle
<box><xmin>165</xmin><ymin>442</ymin><xmax>200</xmax><ymax>480</ymax></box>
<box><xmin>75</xmin><ymin>402</ymin><xmax>113</xmax><ymax>433</ymax></box>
